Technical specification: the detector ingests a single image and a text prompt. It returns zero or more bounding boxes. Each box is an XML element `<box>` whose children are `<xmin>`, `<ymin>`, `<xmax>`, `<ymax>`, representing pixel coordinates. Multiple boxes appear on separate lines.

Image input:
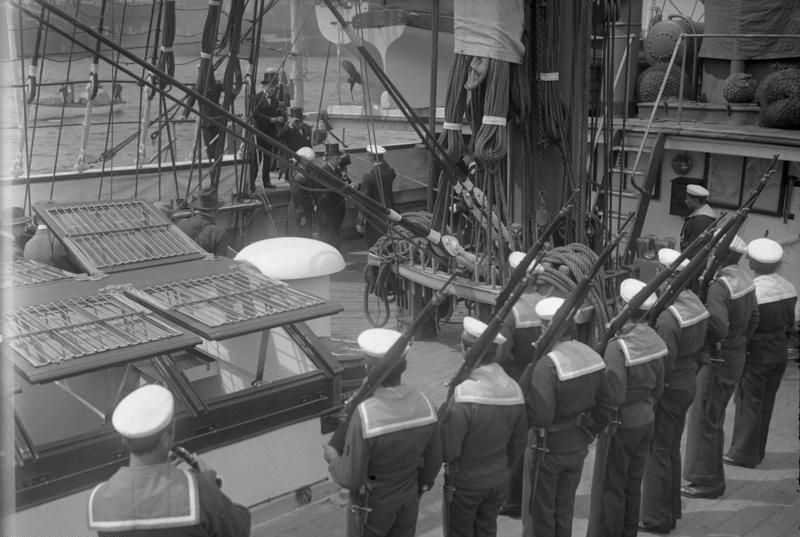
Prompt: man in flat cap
<box><xmin>87</xmin><ymin>384</ymin><xmax>251</xmax><ymax>536</ymax></box>
<box><xmin>177</xmin><ymin>188</ymin><xmax>230</xmax><ymax>257</ymax></box>
<box><xmin>680</xmin><ymin>184</ymin><xmax>716</xmax><ymax>252</ymax></box>
<box><xmin>521</xmin><ymin>297</ymin><xmax>613</xmax><ymax>537</ymax></box>
<box><xmin>683</xmin><ymin>235</ymin><xmax>759</xmax><ymax>498</ymax></box>
<box><xmin>438</xmin><ymin>317</ymin><xmax>527</xmax><ymax>537</ymax></box>
<box><xmin>640</xmin><ymin>249</ymin><xmax>710</xmax><ymax>534</ymax></box>
<box><xmin>587</xmin><ymin>279</ymin><xmax>666</xmax><ymax>537</ymax></box>
<box><xmin>360</xmin><ymin>144</ymin><xmax>397</xmax><ymax>250</ymax></box>
<box><xmin>725</xmin><ymin>238</ymin><xmax>796</xmax><ymax>468</ymax></box>
<box><xmin>323</xmin><ymin>328</ymin><xmax>441</xmax><ymax>537</ymax></box>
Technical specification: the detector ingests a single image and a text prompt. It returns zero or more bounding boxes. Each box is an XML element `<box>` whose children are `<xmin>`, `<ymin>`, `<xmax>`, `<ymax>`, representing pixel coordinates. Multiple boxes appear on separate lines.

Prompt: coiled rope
<box><xmin>536</xmin><ymin>243</ymin><xmax>610</xmax><ymax>340</ymax></box>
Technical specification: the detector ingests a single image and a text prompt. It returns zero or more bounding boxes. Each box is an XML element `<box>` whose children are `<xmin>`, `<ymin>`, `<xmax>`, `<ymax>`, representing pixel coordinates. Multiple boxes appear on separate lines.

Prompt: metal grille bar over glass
<box><xmin>36</xmin><ymin>200</ymin><xmax>206</xmax><ymax>274</ymax></box>
<box><xmin>130</xmin><ymin>265</ymin><xmax>329</xmax><ymax>332</ymax></box>
<box><xmin>2</xmin><ymin>291</ymin><xmax>199</xmax><ymax>383</ymax></box>
<box><xmin>1</xmin><ymin>259</ymin><xmax>74</xmax><ymax>289</ymax></box>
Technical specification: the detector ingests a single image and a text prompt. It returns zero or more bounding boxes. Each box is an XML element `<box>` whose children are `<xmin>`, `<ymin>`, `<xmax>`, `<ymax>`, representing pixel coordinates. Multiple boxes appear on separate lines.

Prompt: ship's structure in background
<box><xmin>1</xmin><ymin>0</ymin><xmax>799</xmax><ymax>535</ymax></box>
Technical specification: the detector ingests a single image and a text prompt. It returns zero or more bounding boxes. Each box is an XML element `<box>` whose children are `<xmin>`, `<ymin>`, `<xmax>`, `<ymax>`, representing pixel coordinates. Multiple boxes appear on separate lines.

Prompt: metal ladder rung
<box><xmin>611</xmin><ymin>168</ymin><xmax>645</xmax><ymax>176</ymax></box>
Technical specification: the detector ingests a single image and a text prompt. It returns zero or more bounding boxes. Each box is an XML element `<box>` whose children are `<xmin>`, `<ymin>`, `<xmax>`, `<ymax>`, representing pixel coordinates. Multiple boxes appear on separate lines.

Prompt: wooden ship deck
<box><xmin>249</xmin><ymin>237</ymin><xmax>800</xmax><ymax>537</ymax></box>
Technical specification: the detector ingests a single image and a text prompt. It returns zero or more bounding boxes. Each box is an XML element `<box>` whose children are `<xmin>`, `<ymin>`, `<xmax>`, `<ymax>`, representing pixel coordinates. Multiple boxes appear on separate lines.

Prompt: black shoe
<box><xmin>638</xmin><ymin>523</ymin><xmax>671</xmax><ymax>534</ymax></box>
<box><xmin>498</xmin><ymin>505</ymin><xmax>521</xmax><ymax>519</ymax></box>
<box><xmin>680</xmin><ymin>484</ymin><xmax>724</xmax><ymax>499</ymax></box>
<box><xmin>723</xmin><ymin>455</ymin><xmax>756</xmax><ymax>468</ymax></box>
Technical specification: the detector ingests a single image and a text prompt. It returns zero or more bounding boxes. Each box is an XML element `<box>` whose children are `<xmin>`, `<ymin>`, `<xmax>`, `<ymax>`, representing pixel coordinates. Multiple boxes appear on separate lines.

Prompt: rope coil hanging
<box><xmin>75</xmin><ymin>0</ymin><xmax>110</xmax><ymax>172</ymax></box>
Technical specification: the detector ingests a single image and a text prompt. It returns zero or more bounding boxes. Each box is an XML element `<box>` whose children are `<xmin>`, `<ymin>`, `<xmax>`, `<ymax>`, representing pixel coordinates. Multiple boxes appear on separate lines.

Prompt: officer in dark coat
<box><xmin>88</xmin><ymin>385</ymin><xmax>251</xmax><ymax>536</ymax></box>
<box><xmin>439</xmin><ymin>317</ymin><xmax>527</xmax><ymax>537</ymax></box>
<box><xmin>683</xmin><ymin>236</ymin><xmax>759</xmax><ymax>498</ymax></box>
<box><xmin>521</xmin><ymin>297</ymin><xmax>614</xmax><ymax>537</ymax></box>
<box><xmin>726</xmin><ymin>238</ymin><xmax>797</xmax><ymax>468</ymax></box>
<box><xmin>587</xmin><ymin>279</ymin><xmax>666</xmax><ymax>537</ymax></box>
<box><xmin>276</xmin><ymin>107</ymin><xmax>313</xmax><ymax>182</ymax></box>
<box><xmin>289</xmin><ymin>146</ymin><xmax>317</xmax><ymax>238</ymax></box>
<box><xmin>251</xmin><ymin>70</ymin><xmax>285</xmax><ymax>190</ymax></box>
<box><xmin>176</xmin><ymin>188</ymin><xmax>230</xmax><ymax>257</ymax></box>
<box><xmin>360</xmin><ymin>144</ymin><xmax>396</xmax><ymax>249</ymax></box>
<box><xmin>316</xmin><ymin>143</ymin><xmax>348</xmax><ymax>251</ymax></box>
<box><xmin>679</xmin><ymin>184</ymin><xmax>716</xmax><ymax>251</ymax></box>
<box><xmin>640</xmin><ymin>248</ymin><xmax>710</xmax><ymax>534</ymax></box>
<box><xmin>323</xmin><ymin>328</ymin><xmax>441</xmax><ymax>537</ymax></box>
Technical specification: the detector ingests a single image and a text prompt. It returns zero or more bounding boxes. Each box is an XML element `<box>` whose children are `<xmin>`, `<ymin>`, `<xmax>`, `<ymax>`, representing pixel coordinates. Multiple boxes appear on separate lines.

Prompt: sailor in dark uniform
<box><xmin>521</xmin><ymin>297</ymin><xmax>614</xmax><ymax>537</ymax></box>
<box><xmin>587</xmin><ymin>279</ymin><xmax>666</xmax><ymax>537</ymax></box>
<box><xmin>323</xmin><ymin>328</ymin><xmax>441</xmax><ymax>537</ymax></box>
<box><xmin>683</xmin><ymin>236</ymin><xmax>759</xmax><ymax>498</ymax></box>
<box><xmin>176</xmin><ymin>188</ymin><xmax>230</xmax><ymax>257</ymax></box>
<box><xmin>87</xmin><ymin>385</ymin><xmax>251</xmax><ymax>537</ymax></box>
<box><xmin>360</xmin><ymin>144</ymin><xmax>396</xmax><ymax>250</ymax></box>
<box><xmin>439</xmin><ymin>317</ymin><xmax>527</xmax><ymax>537</ymax></box>
<box><xmin>316</xmin><ymin>143</ymin><xmax>349</xmax><ymax>251</ymax></box>
<box><xmin>726</xmin><ymin>238</ymin><xmax>797</xmax><ymax>468</ymax></box>
<box><xmin>498</xmin><ymin>251</ymin><xmax>556</xmax><ymax>518</ymax></box>
<box><xmin>640</xmin><ymin>249</ymin><xmax>710</xmax><ymax>534</ymax></box>
<box><xmin>679</xmin><ymin>184</ymin><xmax>716</xmax><ymax>251</ymax></box>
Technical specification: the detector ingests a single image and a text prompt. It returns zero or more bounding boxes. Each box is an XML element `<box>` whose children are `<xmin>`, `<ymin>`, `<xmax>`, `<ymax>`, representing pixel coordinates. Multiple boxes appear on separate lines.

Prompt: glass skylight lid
<box><xmin>124</xmin><ymin>263</ymin><xmax>343</xmax><ymax>340</ymax></box>
<box><xmin>1</xmin><ymin>258</ymin><xmax>75</xmax><ymax>289</ymax></box>
<box><xmin>34</xmin><ymin>199</ymin><xmax>207</xmax><ymax>274</ymax></box>
<box><xmin>1</xmin><ymin>290</ymin><xmax>201</xmax><ymax>384</ymax></box>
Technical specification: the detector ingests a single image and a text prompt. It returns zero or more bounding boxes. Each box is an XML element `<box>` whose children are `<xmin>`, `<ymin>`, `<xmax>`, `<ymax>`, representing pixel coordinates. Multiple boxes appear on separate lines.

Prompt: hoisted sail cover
<box><xmin>453</xmin><ymin>0</ymin><xmax>525</xmax><ymax>64</ymax></box>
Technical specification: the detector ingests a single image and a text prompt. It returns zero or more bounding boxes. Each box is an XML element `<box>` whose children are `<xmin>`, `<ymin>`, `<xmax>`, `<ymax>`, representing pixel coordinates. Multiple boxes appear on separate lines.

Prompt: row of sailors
<box><xmin>85</xmin><ymin>236</ymin><xmax>796</xmax><ymax>537</ymax></box>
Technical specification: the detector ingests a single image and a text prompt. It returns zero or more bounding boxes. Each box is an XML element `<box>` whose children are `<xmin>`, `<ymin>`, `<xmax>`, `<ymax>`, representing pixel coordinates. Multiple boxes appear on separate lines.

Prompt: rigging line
<box><xmin>18</xmin><ymin>2</ymin><xmax>417</xmax><ymax>226</ymax></box>
<box><xmin>135</xmin><ymin>0</ymin><xmax>162</xmax><ymax>169</ymax></box>
<box><xmin>47</xmin><ymin>0</ymin><xmax>83</xmax><ymax>200</ymax></box>
<box><xmin>314</xmin><ymin>42</ymin><xmax>332</xmax><ymax>137</ymax></box>
<box><xmin>21</xmin><ymin>4</ymin><xmax>50</xmax><ymax>211</ymax></box>
<box><xmin>99</xmin><ymin>0</ymin><xmax>129</xmax><ymax>200</ymax></box>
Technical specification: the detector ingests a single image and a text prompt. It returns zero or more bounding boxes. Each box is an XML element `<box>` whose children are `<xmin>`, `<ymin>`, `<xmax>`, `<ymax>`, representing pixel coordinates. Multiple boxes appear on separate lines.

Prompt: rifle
<box><xmin>437</xmin><ymin>205</ymin><xmax>574</xmax><ymax>420</ymax></box>
<box><xmin>518</xmin><ymin>213</ymin><xmax>635</xmax><ymax>390</ymax></box>
<box><xmin>328</xmin><ymin>272</ymin><xmax>458</xmax><ymax>454</ymax></box>
<box><xmin>592</xmin><ymin>212</ymin><xmax>725</xmax><ymax>353</ymax></box>
<box><xmin>495</xmin><ymin>194</ymin><xmax>577</xmax><ymax>310</ymax></box>
<box><xmin>645</xmin><ymin>214</ymin><xmax>735</xmax><ymax>327</ymax></box>
<box><xmin>698</xmin><ymin>154</ymin><xmax>780</xmax><ymax>301</ymax></box>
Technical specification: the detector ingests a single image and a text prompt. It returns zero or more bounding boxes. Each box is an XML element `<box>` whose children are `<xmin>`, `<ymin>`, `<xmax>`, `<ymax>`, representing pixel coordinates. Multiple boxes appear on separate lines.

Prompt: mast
<box><xmin>289</xmin><ymin>0</ymin><xmax>305</xmax><ymax>111</ymax></box>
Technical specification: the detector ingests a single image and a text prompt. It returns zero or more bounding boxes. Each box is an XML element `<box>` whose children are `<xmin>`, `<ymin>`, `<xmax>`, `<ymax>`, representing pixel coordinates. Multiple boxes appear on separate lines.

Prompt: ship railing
<box><xmin>627</xmin><ymin>31</ymin><xmax>800</xmax><ymax>198</ymax></box>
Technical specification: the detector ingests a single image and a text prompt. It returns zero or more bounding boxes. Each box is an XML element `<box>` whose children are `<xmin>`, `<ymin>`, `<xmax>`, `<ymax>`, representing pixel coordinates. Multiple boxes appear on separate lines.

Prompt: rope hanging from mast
<box><xmin>74</xmin><ymin>0</ymin><xmax>109</xmax><ymax>172</ymax></box>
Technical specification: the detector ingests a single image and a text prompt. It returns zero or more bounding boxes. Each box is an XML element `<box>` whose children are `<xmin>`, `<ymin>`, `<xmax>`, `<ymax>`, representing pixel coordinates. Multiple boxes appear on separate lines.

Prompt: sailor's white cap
<box><xmin>535</xmin><ymin>297</ymin><xmax>565</xmax><ymax>322</ymax></box>
<box><xmin>620</xmin><ymin>278</ymin><xmax>656</xmax><ymax>310</ymax></box>
<box><xmin>729</xmin><ymin>234</ymin><xmax>747</xmax><ymax>254</ymax></box>
<box><xmin>462</xmin><ymin>316</ymin><xmax>506</xmax><ymax>345</ymax></box>
<box><xmin>657</xmin><ymin>248</ymin><xmax>688</xmax><ymax>270</ymax></box>
<box><xmin>508</xmin><ymin>251</ymin><xmax>543</xmax><ymax>272</ymax></box>
<box><xmin>366</xmin><ymin>144</ymin><xmax>386</xmax><ymax>155</ymax></box>
<box><xmin>296</xmin><ymin>146</ymin><xmax>315</xmax><ymax>161</ymax></box>
<box><xmin>112</xmin><ymin>385</ymin><xmax>174</xmax><ymax>439</ymax></box>
<box><xmin>747</xmin><ymin>237</ymin><xmax>783</xmax><ymax>264</ymax></box>
<box><xmin>686</xmin><ymin>184</ymin><xmax>709</xmax><ymax>197</ymax></box>
<box><xmin>358</xmin><ymin>328</ymin><xmax>403</xmax><ymax>358</ymax></box>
